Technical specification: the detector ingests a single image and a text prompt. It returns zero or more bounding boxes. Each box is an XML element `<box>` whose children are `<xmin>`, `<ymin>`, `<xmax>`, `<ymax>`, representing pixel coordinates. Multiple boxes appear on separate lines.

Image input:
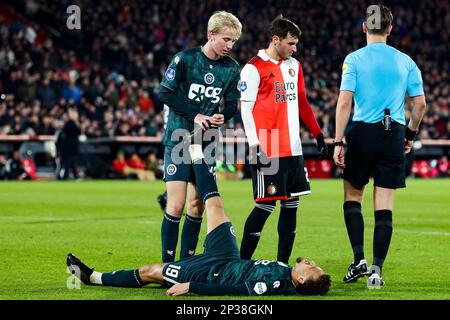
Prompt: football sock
<box><xmin>373</xmin><ymin>210</ymin><xmax>393</xmax><ymax>275</ymax></box>
<box><xmin>90</xmin><ymin>271</ymin><xmax>103</xmax><ymax>284</ymax></box>
<box><xmin>101</xmin><ymin>269</ymin><xmax>144</xmax><ymax>288</ymax></box>
<box><xmin>180</xmin><ymin>214</ymin><xmax>203</xmax><ymax>259</ymax></box>
<box><xmin>343</xmin><ymin>201</ymin><xmax>365</xmax><ymax>264</ymax></box>
<box><xmin>161</xmin><ymin>212</ymin><xmax>181</xmax><ymax>262</ymax></box>
<box><xmin>189</xmin><ymin>144</ymin><xmax>220</xmax><ymax>203</ymax></box>
<box><xmin>240</xmin><ymin>201</ymin><xmax>275</xmax><ymax>259</ymax></box>
<box><xmin>277</xmin><ymin>198</ymin><xmax>299</xmax><ymax>263</ymax></box>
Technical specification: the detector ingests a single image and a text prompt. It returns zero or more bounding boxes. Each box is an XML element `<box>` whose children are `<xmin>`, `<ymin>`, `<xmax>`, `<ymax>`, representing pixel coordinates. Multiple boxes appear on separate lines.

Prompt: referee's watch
<box><xmin>334</xmin><ymin>140</ymin><xmax>344</xmax><ymax>146</ymax></box>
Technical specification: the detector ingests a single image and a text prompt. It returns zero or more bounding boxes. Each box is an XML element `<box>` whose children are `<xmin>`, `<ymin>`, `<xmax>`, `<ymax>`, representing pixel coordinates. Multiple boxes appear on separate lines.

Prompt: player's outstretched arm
<box><xmin>167</xmin><ymin>282</ymin><xmax>250</xmax><ymax>296</ymax></box>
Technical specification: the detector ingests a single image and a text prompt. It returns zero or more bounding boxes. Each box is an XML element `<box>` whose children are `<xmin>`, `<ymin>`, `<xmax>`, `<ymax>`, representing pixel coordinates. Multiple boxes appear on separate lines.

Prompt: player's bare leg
<box><xmin>204</xmin><ymin>196</ymin><xmax>230</xmax><ymax>234</ymax></box>
<box><xmin>138</xmin><ymin>263</ymin><xmax>167</xmax><ymax>285</ymax></box>
<box><xmin>186</xmin><ymin>182</ymin><xmax>204</xmax><ymax>218</ymax></box>
<box><xmin>373</xmin><ymin>187</ymin><xmax>395</xmax><ymax>211</ymax></box>
<box><xmin>165</xmin><ymin>181</ymin><xmax>188</xmax><ymax>217</ymax></box>
<box><xmin>344</xmin><ymin>180</ymin><xmax>364</xmax><ymax>203</ymax></box>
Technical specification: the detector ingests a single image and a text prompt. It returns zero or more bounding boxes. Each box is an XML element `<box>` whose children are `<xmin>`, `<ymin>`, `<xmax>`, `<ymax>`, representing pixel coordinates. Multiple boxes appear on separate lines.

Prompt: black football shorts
<box><xmin>344</xmin><ymin>121</ymin><xmax>406</xmax><ymax>189</ymax></box>
<box><xmin>250</xmin><ymin>155</ymin><xmax>311</xmax><ymax>202</ymax></box>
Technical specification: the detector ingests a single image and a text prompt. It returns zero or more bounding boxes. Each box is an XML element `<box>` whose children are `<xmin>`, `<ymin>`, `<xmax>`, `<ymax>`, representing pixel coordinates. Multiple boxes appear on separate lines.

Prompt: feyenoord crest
<box><xmin>267</xmin><ymin>184</ymin><xmax>277</xmax><ymax>195</ymax></box>
<box><xmin>288</xmin><ymin>68</ymin><xmax>295</xmax><ymax>77</ymax></box>
<box><xmin>204</xmin><ymin>73</ymin><xmax>214</xmax><ymax>85</ymax></box>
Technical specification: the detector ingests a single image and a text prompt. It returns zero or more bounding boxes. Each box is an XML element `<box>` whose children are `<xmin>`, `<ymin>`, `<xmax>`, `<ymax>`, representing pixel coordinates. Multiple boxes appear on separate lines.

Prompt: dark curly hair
<box><xmin>296</xmin><ymin>274</ymin><xmax>331</xmax><ymax>295</ymax></box>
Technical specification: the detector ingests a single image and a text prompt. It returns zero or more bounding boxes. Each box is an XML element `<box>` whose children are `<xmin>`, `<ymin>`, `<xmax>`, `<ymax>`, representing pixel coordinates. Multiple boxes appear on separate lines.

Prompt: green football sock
<box><xmin>101</xmin><ymin>269</ymin><xmax>144</xmax><ymax>288</ymax></box>
<box><xmin>180</xmin><ymin>214</ymin><xmax>203</xmax><ymax>259</ymax></box>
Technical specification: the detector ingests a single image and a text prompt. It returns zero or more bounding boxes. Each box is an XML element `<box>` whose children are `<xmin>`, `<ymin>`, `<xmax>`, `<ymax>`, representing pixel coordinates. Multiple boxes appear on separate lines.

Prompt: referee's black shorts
<box><xmin>250</xmin><ymin>155</ymin><xmax>311</xmax><ymax>202</ymax></box>
<box><xmin>344</xmin><ymin>121</ymin><xmax>406</xmax><ymax>189</ymax></box>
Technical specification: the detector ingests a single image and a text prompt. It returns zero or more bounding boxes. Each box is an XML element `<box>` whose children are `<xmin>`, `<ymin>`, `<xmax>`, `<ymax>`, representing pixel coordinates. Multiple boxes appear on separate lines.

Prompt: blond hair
<box><xmin>207</xmin><ymin>11</ymin><xmax>242</xmax><ymax>39</ymax></box>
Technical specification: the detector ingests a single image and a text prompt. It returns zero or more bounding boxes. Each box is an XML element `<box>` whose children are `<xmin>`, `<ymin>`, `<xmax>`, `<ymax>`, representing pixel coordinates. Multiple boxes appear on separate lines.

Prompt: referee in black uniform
<box><xmin>333</xmin><ymin>5</ymin><xmax>427</xmax><ymax>288</ymax></box>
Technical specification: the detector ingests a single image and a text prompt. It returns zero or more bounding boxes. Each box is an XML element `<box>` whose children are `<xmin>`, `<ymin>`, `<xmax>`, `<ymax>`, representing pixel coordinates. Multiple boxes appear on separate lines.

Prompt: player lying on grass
<box><xmin>67</xmin><ymin>138</ymin><xmax>331</xmax><ymax>296</ymax></box>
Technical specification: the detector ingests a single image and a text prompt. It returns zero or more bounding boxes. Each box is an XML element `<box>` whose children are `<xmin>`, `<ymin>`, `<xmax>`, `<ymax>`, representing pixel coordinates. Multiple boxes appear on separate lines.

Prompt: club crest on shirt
<box><xmin>267</xmin><ymin>184</ymin><xmax>277</xmax><ymax>195</ymax></box>
<box><xmin>204</xmin><ymin>73</ymin><xmax>215</xmax><ymax>85</ymax></box>
<box><xmin>288</xmin><ymin>68</ymin><xmax>295</xmax><ymax>77</ymax></box>
<box><xmin>165</xmin><ymin>68</ymin><xmax>176</xmax><ymax>81</ymax></box>
<box><xmin>239</xmin><ymin>80</ymin><xmax>247</xmax><ymax>92</ymax></box>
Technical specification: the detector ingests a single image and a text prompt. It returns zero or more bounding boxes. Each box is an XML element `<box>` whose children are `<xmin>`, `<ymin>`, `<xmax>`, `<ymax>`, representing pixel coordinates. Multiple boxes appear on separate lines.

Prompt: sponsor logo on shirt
<box><xmin>274</xmin><ymin>81</ymin><xmax>297</xmax><ymax>103</ymax></box>
<box><xmin>288</xmin><ymin>68</ymin><xmax>295</xmax><ymax>77</ymax></box>
<box><xmin>188</xmin><ymin>83</ymin><xmax>222</xmax><ymax>103</ymax></box>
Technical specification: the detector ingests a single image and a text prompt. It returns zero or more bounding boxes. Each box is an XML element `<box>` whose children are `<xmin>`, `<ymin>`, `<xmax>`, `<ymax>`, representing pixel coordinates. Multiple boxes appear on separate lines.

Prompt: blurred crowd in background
<box><xmin>0</xmin><ymin>0</ymin><xmax>448</xmax><ymax>179</ymax></box>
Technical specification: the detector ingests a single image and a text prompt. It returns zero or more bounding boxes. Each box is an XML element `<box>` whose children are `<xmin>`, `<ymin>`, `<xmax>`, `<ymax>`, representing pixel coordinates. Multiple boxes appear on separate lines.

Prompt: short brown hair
<box><xmin>296</xmin><ymin>274</ymin><xmax>331</xmax><ymax>295</ymax></box>
<box><xmin>269</xmin><ymin>15</ymin><xmax>301</xmax><ymax>40</ymax></box>
<box><xmin>365</xmin><ymin>5</ymin><xmax>393</xmax><ymax>35</ymax></box>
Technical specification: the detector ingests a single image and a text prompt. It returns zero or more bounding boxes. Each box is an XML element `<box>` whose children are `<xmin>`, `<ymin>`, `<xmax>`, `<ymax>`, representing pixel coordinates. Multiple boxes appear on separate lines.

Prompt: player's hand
<box><xmin>333</xmin><ymin>145</ymin><xmax>345</xmax><ymax>169</ymax></box>
<box><xmin>404</xmin><ymin>139</ymin><xmax>413</xmax><ymax>154</ymax></box>
<box><xmin>212</xmin><ymin>114</ymin><xmax>225</xmax><ymax>127</ymax></box>
<box><xmin>316</xmin><ymin>134</ymin><xmax>328</xmax><ymax>160</ymax></box>
<box><xmin>166</xmin><ymin>282</ymin><xmax>190</xmax><ymax>296</ymax></box>
<box><xmin>194</xmin><ymin>114</ymin><xmax>213</xmax><ymax>130</ymax></box>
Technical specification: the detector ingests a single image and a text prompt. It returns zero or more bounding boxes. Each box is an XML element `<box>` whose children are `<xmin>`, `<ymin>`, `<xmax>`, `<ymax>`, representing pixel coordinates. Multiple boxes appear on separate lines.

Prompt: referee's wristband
<box><xmin>405</xmin><ymin>127</ymin><xmax>417</xmax><ymax>141</ymax></box>
<box><xmin>333</xmin><ymin>140</ymin><xmax>344</xmax><ymax>146</ymax></box>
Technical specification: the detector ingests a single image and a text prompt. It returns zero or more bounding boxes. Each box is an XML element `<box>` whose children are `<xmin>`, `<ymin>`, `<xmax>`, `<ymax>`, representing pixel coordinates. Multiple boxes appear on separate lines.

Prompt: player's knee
<box><xmin>188</xmin><ymin>199</ymin><xmax>204</xmax><ymax>217</ymax></box>
<box><xmin>166</xmin><ymin>201</ymin><xmax>185</xmax><ymax>216</ymax></box>
<box><xmin>138</xmin><ymin>265</ymin><xmax>153</xmax><ymax>282</ymax></box>
<box><xmin>139</xmin><ymin>264</ymin><xmax>161</xmax><ymax>282</ymax></box>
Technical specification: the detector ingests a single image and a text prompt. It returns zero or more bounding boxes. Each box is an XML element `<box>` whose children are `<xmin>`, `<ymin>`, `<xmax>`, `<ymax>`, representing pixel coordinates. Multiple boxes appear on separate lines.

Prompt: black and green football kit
<box><xmin>160</xmin><ymin>47</ymin><xmax>240</xmax><ymax>183</ymax></box>
<box><xmin>162</xmin><ymin>222</ymin><xmax>298</xmax><ymax>296</ymax></box>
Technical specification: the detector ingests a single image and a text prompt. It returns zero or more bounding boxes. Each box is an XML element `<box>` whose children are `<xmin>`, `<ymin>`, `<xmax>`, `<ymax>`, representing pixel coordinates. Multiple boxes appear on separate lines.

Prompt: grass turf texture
<box><xmin>0</xmin><ymin>179</ymin><xmax>449</xmax><ymax>300</ymax></box>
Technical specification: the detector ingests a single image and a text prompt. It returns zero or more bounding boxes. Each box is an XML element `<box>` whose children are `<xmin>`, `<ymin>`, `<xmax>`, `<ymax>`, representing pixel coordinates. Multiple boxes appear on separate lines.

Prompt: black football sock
<box><xmin>189</xmin><ymin>144</ymin><xmax>219</xmax><ymax>203</ymax></box>
<box><xmin>240</xmin><ymin>201</ymin><xmax>275</xmax><ymax>259</ymax></box>
<box><xmin>192</xmin><ymin>161</ymin><xmax>219</xmax><ymax>203</ymax></box>
<box><xmin>161</xmin><ymin>212</ymin><xmax>181</xmax><ymax>262</ymax></box>
<box><xmin>101</xmin><ymin>269</ymin><xmax>144</xmax><ymax>288</ymax></box>
<box><xmin>344</xmin><ymin>201</ymin><xmax>365</xmax><ymax>264</ymax></box>
<box><xmin>373</xmin><ymin>210</ymin><xmax>393</xmax><ymax>275</ymax></box>
<box><xmin>277</xmin><ymin>198</ymin><xmax>299</xmax><ymax>263</ymax></box>
<box><xmin>180</xmin><ymin>214</ymin><xmax>203</xmax><ymax>259</ymax></box>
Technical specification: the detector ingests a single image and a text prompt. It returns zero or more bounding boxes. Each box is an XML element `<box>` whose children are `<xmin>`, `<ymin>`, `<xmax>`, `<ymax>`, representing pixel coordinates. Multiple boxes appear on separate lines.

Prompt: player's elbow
<box><xmin>337</xmin><ymin>91</ymin><xmax>353</xmax><ymax>111</ymax></box>
<box><xmin>413</xmin><ymin>95</ymin><xmax>427</xmax><ymax>113</ymax></box>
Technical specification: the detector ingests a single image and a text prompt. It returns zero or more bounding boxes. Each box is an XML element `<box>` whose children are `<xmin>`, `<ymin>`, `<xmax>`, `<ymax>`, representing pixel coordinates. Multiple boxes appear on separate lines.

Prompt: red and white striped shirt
<box><xmin>240</xmin><ymin>49</ymin><xmax>321</xmax><ymax>158</ymax></box>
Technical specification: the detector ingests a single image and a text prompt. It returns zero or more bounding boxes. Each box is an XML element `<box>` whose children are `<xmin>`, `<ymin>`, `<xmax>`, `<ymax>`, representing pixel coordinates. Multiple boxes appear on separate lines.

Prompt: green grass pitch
<box><xmin>0</xmin><ymin>179</ymin><xmax>449</xmax><ymax>300</ymax></box>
